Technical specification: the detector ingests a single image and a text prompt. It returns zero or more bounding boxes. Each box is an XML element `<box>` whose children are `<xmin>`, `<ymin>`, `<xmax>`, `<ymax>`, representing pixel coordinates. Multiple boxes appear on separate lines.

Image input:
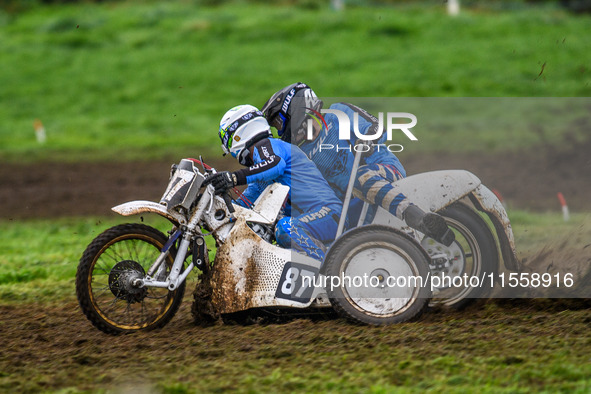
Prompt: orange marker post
<box><xmin>557</xmin><ymin>192</ymin><xmax>569</xmax><ymax>222</ymax></box>
<box><xmin>492</xmin><ymin>188</ymin><xmax>507</xmax><ymax>209</ymax></box>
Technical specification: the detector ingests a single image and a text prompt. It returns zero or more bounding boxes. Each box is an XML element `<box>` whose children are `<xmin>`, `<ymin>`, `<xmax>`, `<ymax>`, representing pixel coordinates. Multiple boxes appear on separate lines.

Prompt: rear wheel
<box><xmin>425</xmin><ymin>203</ymin><xmax>499</xmax><ymax>309</ymax></box>
<box><xmin>325</xmin><ymin>225</ymin><xmax>431</xmax><ymax>325</ymax></box>
<box><xmin>76</xmin><ymin>223</ymin><xmax>185</xmax><ymax>335</ymax></box>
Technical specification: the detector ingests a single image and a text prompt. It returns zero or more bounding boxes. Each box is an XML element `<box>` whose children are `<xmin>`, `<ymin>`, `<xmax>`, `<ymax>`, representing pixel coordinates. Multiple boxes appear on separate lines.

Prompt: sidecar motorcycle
<box><xmin>76</xmin><ymin>152</ymin><xmax>519</xmax><ymax>334</ymax></box>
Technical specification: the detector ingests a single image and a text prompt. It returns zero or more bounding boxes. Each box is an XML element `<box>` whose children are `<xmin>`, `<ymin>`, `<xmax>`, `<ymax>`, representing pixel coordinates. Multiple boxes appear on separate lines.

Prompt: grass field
<box><xmin>1</xmin><ymin>1</ymin><xmax>590</xmax><ymax>161</ymax></box>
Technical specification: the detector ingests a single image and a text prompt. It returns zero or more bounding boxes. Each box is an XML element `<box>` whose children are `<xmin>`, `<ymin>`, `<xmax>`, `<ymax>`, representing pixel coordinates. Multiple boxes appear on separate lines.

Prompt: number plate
<box><xmin>275</xmin><ymin>262</ymin><xmax>319</xmax><ymax>303</ymax></box>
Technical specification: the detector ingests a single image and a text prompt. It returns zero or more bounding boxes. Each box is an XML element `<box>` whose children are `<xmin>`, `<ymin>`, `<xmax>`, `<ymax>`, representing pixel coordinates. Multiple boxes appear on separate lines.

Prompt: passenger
<box><xmin>262</xmin><ymin>83</ymin><xmax>454</xmax><ymax>246</ymax></box>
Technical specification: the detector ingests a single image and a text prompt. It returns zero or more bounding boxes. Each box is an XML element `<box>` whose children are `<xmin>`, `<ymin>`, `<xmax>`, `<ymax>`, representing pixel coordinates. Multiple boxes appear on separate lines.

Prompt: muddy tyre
<box><xmin>76</xmin><ymin>224</ymin><xmax>185</xmax><ymax>335</ymax></box>
<box><xmin>325</xmin><ymin>225</ymin><xmax>431</xmax><ymax>325</ymax></box>
<box><xmin>426</xmin><ymin>203</ymin><xmax>499</xmax><ymax>309</ymax></box>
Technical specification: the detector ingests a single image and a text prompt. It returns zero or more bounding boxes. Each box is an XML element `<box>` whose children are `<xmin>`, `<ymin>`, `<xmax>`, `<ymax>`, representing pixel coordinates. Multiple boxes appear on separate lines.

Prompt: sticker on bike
<box><xmin>275</xmin><ymin>262</ymin><xmax>319</xmax><ymax>303</ymax></box>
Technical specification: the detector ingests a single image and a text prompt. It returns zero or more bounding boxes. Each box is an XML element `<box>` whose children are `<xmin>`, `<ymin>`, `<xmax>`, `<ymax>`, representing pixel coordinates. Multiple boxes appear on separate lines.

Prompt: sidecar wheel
<box><xmin>425</xmin><ymin>203</ymin><xmax>499</xmax><ymax>309</ymax></box>
<box><xmin>325</xmin><ymin>225</ymin><xmax>431</xmax><ymax>325</ymax></box>
<box><xmin>76</xmin><ymin>224</ymin><xmax>186</xmax><ymax>335</ymax></box>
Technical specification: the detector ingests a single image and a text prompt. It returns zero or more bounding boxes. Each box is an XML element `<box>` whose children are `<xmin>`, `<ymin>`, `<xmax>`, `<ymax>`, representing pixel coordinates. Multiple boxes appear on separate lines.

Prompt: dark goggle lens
<box><xmin>275</xmin><ymin>113</ymin><xmax>288</xmax><ymax>136</ymax></box>
<box><xmin>270</xmin><ymin>115</ymin><xmax>282</xmax><ymax>131</ymax></box>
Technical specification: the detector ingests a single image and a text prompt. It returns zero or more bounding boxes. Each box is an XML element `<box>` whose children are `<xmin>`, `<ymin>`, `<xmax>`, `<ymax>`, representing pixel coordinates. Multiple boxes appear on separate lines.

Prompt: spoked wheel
<box><xmin>424</xmin><ymin>203</ymin><xmax>498</xmax><ymax>309</ymax></box>
<box><xmin>325</xmin><ymin>225</ymin><xmax>431</xmax><ymax>325</ymax></box>
<box><xmin>76</xmin><ymin>223</ymin><xmax>185</xmax><ymax>335</ymax></box>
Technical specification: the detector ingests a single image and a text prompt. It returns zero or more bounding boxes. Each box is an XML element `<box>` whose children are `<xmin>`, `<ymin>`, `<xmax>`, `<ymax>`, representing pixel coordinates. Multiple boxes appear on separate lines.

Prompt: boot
<box><xmin>403</xmin><ymin>205</ymin><xmax>455</xmax><ymax>247</ymax></box>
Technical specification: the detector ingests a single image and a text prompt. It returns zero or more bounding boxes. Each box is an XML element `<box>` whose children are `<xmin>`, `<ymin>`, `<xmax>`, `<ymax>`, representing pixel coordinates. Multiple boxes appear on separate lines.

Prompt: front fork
<box><xmin>131</xmin><ymin>230</ymin><xmax>195</xmax><ymax>291</ymax></box>
<box><xmin>133</xmin><ymin>186</ymin><xmax>215</xmax><ymax>291</ymax></box>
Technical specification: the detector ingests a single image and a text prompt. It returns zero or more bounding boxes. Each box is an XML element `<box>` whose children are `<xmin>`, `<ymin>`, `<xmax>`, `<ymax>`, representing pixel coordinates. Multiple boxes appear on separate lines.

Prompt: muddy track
<box><xmin>1</xmin><ymin>297</ymin><xmax>590</xmax><ymax>392</ymax></box>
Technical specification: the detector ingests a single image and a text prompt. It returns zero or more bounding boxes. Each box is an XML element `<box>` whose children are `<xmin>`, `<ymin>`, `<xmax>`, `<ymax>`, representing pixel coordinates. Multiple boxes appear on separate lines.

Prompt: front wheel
<box><xmin>76</xmin><ymin>223</ymin><xmax>185</xmax><ymax>335</ymax></box>
<box><xmin>325</xmin><ymin>225</ymin><xmax>431</xmax><ymax>325</ymax></box>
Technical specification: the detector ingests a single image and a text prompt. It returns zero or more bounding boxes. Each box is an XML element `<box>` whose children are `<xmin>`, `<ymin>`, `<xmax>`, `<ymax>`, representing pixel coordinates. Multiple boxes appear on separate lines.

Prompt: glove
<box><xmin>205</xmin><ymin>171</ymin><xmax>236</xmax><ymax>194</ymax></box>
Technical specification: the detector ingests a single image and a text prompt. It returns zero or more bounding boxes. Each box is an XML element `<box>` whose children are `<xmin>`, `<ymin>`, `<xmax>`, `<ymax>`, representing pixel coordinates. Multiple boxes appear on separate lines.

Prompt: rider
<box><xmin>204</xmin><ymin>104</ymin><xmax>343</xmax><ymax>261</ymax></box>
<box><xmin>262</xmin><ymin>83</ymin><xmax>455</xmax><ymax>246</ymax></box>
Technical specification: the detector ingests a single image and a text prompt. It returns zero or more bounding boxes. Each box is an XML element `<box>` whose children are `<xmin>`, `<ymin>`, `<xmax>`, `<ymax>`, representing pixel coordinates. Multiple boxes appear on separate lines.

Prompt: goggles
<box><xmin>271</xmin><ymin>113</ymin><xmax>289</xmax><ymax>136</ymax></box>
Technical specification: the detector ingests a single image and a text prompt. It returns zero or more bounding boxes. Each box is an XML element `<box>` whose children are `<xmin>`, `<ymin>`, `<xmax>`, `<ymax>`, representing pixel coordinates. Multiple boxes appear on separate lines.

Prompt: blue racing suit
<box><xmin>233</xmin><ymin>137</ymin><xmax>342</xmax><ymax>261</ymax></box>
<box><xmin>299</xmin><ymin>102</ymin><xmax>410</xmax><ymax>222</ymax></box>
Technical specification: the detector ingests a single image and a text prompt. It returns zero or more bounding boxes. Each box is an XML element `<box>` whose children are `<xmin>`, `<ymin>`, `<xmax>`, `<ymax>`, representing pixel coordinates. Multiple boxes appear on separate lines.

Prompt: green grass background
<box><xmin>1</xmin><ymin>0</ymin><xmax>590</xmax><ymax>161</ymax></box>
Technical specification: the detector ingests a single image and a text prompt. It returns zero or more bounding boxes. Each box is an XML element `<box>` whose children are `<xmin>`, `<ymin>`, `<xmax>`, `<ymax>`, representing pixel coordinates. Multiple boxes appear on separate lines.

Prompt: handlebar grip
<box><xmin>223</xmin><ymin>192</ymin><xmax>235</xmax><ymax>214</ymax></box>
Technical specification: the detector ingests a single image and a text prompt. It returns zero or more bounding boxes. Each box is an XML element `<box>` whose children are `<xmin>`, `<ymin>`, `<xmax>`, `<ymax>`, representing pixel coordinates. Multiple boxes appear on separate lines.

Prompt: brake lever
<box><xmin>198</xmin><ymin>155</ymin><xmax>207</xmax><ymax>173</ymax></box>
<box><xmin>205</xmin><ymin>185</ymin><xmax>215</xmax><ymax>213</ymax></box>
<box><xmin>223</xmin><ymin>192</ymin><xmax>235</xmax><ymax>214</ymax></box>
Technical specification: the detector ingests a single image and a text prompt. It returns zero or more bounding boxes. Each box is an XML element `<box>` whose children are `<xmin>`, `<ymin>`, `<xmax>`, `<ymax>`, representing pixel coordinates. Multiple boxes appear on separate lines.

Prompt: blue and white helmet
<box><xmin>218</xmin><ymin>105</ymin><xmax>271</xmax><ymax>165</ymax></box>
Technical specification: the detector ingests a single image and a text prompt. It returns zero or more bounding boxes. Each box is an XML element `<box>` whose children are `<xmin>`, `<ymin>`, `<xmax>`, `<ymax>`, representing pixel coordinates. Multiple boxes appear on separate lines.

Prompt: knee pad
<box><xmin>274</xmin><ymin>216</ymin><xmax>327</xmax><ymax>260</ymax></box>
<box><xmin>274</xmin><ymin>217</ymin><xmax>293</xmax><ymax>249</ymax></box>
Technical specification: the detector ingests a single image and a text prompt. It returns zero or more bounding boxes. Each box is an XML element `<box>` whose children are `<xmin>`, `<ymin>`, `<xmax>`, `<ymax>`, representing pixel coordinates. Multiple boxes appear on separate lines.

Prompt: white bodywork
<box><xmin>372</xmin><ymin>170</ymin><xmax>481</xmax><ymax>215</ymax></box>
<box><xmin>112</xmin><ymin>183</ymin><xmax>289</xmax><ymax>227</ymax></box>
<box><xmin>204</xmin><ymin>184</ymin><xmax>322</xmax><ymax>312</ymax></box>
<box><xmin>210</xmin><ymin>217</ymin><xmax>323</xmax><ymax>313</ymax></box>
<box><xmin>233</xmin><ymin>183</ymin><xmax>290</xmax><ymax>224</ymax></box>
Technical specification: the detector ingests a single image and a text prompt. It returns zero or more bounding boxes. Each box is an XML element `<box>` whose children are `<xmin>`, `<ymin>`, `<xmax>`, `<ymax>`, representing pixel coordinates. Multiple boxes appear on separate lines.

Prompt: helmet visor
<box><xmin>271</xmin><ymin>113</ymin><xmax>288</xmax><ymax>136</ymax></box>
<box><xmin>218</xmin><ymin>126</ymin><xmax>232</xmax><ymax>155</ymax></box>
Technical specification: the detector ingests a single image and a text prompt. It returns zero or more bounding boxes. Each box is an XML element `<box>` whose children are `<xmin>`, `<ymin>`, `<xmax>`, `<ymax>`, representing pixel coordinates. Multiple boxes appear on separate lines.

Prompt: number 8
<box><xmin>281</xmin><ymin>267</ymin><xmax>299</xmax><ymax>295</ymax></box>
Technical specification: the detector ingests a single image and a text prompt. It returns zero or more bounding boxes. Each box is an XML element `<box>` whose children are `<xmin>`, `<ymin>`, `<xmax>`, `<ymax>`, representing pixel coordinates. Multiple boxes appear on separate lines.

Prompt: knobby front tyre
<box><xmin>76</xmin><ymin>223</ymin><xmax>185</xmax><ymax>335</ymax></box>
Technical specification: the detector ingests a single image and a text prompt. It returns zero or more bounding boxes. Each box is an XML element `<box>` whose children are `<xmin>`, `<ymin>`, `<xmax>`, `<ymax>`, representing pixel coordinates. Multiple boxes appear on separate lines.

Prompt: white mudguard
<box><xmin>470</xmin><ymin>185</ymin><xmax>520</xmax><ymax>271</ymax></box>
<box><xmin>371</xmin><ymin>170</ymin><xmax>481</xmax><ymax>227</ymax></box>
<box><xmin>386</xmin><ymin>170</ymin><xmax>481</xmax><ymax>213</ymax></box>
<box><xmin>112</xmin><ymin>200</ymin><xmax>188</xmax><ymax>225</ymax></box>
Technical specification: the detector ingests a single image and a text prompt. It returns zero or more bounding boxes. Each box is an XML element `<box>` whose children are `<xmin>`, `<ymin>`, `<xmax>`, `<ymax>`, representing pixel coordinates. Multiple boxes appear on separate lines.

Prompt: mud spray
<box><xmin>493</xmin><ymin>215</ymin><xmax>591</xmax><ymax>304</ymax></box>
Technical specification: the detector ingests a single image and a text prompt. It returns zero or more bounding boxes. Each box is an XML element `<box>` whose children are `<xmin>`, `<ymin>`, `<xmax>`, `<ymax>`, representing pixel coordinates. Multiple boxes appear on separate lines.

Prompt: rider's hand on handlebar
<box><xmin>204</xmin><ymin>171</ymin><xmax>237</xmax><ymax>194</ymax></box>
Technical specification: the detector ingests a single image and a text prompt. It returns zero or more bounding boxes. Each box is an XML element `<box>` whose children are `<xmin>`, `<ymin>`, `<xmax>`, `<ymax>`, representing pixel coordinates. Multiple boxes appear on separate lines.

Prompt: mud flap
<box><xmin>470</xmin><ymin>185</ymin><xmax>521</xmax><ymax>272</ymax></box>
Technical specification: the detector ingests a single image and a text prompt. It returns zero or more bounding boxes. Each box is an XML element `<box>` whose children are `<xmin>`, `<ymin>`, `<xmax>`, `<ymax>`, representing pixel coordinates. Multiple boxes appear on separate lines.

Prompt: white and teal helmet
<box><xmin>218</xmin><ymin>105</ymin><xmax>272</xmax><ymax>165</ymax></box>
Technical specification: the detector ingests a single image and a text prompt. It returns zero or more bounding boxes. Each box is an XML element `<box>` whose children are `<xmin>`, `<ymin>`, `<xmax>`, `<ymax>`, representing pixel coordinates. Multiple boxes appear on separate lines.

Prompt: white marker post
<box><xmin>448</xmin><ymin>0</ymin><xmax>460</xmax><ymax>16</ymax></box>
<box><xmin>34</xmin><ymin>119</ymin><xmax>46</xmax><ymax>144</ymax></box>
<box><xmin>332</xmin><ymin>0</ymin><xmax>344</xmax><ymax>11</ymax></box>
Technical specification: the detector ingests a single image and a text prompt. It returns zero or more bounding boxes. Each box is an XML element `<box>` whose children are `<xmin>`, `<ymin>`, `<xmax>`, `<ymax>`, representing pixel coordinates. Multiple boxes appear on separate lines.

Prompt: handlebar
<box><xmin>198</xmin><ymin>168</ymin><xmax>235</xmax><ymax>214</ymax></box>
